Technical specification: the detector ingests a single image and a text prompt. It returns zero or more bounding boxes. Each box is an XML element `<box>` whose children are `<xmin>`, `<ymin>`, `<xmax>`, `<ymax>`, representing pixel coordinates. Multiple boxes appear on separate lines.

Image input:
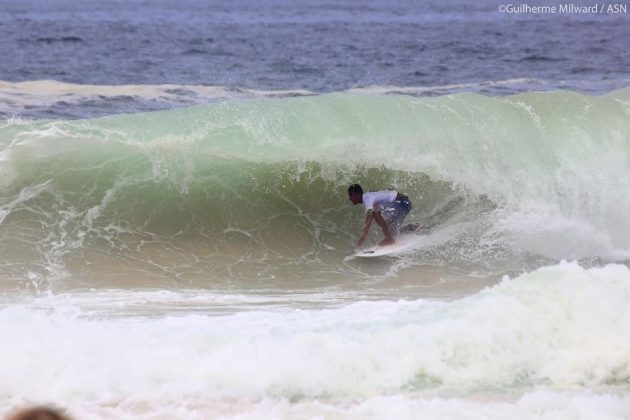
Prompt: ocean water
<box><xmin>1</xmin><ymin>0</ymin><xmax>630</xmax><ymax>419</ymax></box>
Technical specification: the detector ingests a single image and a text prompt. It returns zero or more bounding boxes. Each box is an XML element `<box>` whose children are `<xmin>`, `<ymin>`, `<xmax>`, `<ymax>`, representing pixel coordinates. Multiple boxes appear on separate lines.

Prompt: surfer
<box><xmin>348</xmin><ymin>184</ymin><xmax>417</xmax><ymax>246</ymax></box>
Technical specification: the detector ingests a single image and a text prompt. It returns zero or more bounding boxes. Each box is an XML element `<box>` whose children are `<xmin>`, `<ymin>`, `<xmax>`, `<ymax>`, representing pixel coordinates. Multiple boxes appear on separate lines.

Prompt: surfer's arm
<box><xmin>358</xmin><ymin>211</ymin><xmax>373</xmax><ymax>246</ymax></box>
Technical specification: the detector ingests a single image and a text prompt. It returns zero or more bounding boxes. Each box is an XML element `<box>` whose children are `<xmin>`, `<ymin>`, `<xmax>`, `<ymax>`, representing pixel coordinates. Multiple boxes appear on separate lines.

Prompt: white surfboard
<box><xmin>352</xmin><ymin>233</ymin><xmax>427</xmax><ymax>258</ymax></box>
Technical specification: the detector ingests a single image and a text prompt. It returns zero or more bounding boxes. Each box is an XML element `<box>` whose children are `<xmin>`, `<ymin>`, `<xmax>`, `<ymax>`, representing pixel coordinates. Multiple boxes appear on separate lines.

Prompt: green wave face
<box><xmin>1</xmin><ymin>89</ymin><xmax>630</xmax><ymax>288</ymax></box>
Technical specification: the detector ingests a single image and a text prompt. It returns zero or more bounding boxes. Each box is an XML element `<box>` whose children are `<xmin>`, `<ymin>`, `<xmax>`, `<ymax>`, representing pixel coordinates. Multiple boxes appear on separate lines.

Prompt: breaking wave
<box><xmin>1</xmin><ymin>88</ymin><xmax>630</xmax><ymax>287</ymax></box>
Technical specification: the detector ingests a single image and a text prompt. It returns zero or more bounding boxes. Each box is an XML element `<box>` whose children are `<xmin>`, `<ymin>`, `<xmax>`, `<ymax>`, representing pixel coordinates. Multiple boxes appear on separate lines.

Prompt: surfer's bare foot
<box><xmin>379</xmin><ymin>237</ymin><xmax>395</xmax><ymax>246</ymax></box>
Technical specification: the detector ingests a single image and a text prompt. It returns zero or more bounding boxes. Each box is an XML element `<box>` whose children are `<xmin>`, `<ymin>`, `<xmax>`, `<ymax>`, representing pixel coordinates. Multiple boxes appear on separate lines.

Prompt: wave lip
<box><xmin>4</xmin><ymin>78</ymin><xmax>629</xmax><ymax>120</ymax></box>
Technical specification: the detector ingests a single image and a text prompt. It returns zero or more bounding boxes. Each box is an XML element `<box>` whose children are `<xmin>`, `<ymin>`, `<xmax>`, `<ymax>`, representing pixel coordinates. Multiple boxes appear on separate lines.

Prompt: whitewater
<box><xmin>1</xmin><ymin>86</ymin><xmax>630</xmax><ymax>418</ymax></box>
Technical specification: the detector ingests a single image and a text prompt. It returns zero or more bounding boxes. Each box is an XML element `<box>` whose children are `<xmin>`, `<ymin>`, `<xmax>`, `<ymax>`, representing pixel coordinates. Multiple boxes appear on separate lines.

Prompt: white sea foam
<box><xmin>35</xmin><ymin>390</ymin><xmax>627</xmax><ymax>420</ymax></box>
<box><xmin>0</xmin><ymin>80</ymin><xmax>314</xmax><ymax>117</ymax></box>
<box><xmin>0</xmin><ymin>261</ymin><xmax>629</xmax><ymax>418</ymax></box>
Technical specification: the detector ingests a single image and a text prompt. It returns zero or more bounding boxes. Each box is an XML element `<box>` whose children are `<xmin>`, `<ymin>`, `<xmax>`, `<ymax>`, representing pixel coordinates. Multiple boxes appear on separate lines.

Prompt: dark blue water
<box><xmin>0</xmin><ymin>0</ymin><xmax>629</xmax><ymax>118</ymax></box>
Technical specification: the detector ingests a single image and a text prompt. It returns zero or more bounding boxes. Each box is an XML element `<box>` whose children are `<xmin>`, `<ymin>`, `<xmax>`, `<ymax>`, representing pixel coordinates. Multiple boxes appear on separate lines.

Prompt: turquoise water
<box><xmin>2</xmin><ymin>89</ymin><xmax>630</xmax><ymax>287</ymax></box>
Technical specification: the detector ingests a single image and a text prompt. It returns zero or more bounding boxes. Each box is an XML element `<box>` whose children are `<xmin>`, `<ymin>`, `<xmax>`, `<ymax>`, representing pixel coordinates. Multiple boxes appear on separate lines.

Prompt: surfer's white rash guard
<box><xmin>362</xmin><ymin>190</ymin><xmax>397</xmax><ymax>213</ymax></box>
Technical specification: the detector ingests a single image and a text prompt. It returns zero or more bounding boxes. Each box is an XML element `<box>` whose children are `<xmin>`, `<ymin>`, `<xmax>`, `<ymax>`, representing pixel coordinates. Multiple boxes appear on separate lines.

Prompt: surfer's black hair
<box><xmin>348</xmin><ymin>184</ymin><xmax>363</xmax><ymax>194</ymax></box>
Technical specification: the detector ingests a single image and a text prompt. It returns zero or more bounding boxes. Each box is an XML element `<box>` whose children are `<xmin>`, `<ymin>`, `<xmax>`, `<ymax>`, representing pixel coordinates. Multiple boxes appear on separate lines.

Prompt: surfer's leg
<box><xmin>381</xmin><ymin>206</ymin><xmax>399</xmax><ymax>237</ymax></box>
<box><xmin>373</xmin><ymin>211</ymin><xmax>395</xmax><ymax>245</ymax></box>
<box><xmin>389</xmin><ymin>197</ymin><xmax>412</xmax><ymax>236</ymax></box>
